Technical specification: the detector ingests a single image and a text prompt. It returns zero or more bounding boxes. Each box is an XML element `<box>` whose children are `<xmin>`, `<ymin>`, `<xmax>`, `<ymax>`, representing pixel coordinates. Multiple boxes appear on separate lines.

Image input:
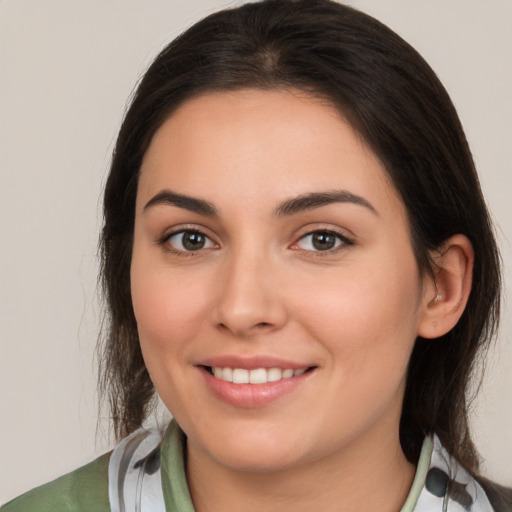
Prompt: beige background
<box><xmin>1</xmin><ymin>0</ymin><xmax>511</xmax><ymax>503</ymax></box>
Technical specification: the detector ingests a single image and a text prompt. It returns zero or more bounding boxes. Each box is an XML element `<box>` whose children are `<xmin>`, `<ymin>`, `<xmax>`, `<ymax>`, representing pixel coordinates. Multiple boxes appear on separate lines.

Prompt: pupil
<box><xmin>183</xmin><ymin>232</ymin><xmax>205</xmax><ymax>251</ymax></box>
<box><xmin>312</xmin><ymin>232</ymin><xmax>335</xmax><ymax>250</ymax></box>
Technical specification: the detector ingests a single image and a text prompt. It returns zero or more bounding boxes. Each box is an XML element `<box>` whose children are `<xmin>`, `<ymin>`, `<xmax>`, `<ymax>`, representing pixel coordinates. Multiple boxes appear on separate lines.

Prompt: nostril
<box><xmin>216</xmin><ymin>321</ymin><xmax>273</xmax><ymax>334</ymax></box>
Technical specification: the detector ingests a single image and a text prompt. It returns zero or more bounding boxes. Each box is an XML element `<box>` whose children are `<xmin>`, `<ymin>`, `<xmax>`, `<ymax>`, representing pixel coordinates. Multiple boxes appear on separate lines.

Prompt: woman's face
<box><xmin>131</xmin><ymin>89</ymin><xmax>433</xmax><ymax>472</ymax></box>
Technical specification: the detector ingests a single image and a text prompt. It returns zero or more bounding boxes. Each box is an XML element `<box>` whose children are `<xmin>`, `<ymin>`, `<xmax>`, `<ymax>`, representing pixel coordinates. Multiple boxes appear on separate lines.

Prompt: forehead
<box><xmin>137</xmin><ymin>88</ymin><xmax>404</xmax><ymax>222</ymax></box>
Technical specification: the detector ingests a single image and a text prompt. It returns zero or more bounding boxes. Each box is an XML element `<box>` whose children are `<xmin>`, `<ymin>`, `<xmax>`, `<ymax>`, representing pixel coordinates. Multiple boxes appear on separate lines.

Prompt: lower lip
<box><xmin>199</xmin><ymin>367</ymin><xmax>313</xmax><ymax>408</ymax></box>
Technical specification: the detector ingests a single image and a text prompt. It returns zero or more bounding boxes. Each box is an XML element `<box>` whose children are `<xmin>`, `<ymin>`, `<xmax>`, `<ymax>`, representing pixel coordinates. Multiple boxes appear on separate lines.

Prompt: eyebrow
<box><xmin>143</xmin><ymin>189</ymin><xmax>377</xmax><ymax>217</ymax></box>
<box><xmin>143</xmin><ymin>190</ymin><xmax>219</xmax><ymax>216</ymax></box>
<box><xmin>274</xmin><ymin>190</ymin><xmax>378</xmax><ymax>217</ymax></box>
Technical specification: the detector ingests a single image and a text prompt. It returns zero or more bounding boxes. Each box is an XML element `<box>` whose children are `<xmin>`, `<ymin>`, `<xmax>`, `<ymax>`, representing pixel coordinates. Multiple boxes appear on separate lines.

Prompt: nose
<box><xmin>211</xmin><ymin>250</ymin><xmax>288</xmax><ymax>339</ymax></box>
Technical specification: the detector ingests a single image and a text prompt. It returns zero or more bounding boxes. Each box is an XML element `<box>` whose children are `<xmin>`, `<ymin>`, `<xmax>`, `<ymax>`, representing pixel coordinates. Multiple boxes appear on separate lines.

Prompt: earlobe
<box><xmin>418</xmin><ymin>234</ymin><xmax>474</xmax><ymax>339</ymax></box>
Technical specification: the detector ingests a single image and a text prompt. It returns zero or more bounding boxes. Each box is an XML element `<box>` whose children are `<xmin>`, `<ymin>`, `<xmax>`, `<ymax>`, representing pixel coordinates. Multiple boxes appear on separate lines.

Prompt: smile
<box><xmin>201</xmin><ymin>364</ymin><xmax>315</xmax><ymax>407</ymax></box>
<box><xmin>209</xmin><ymin>366</ymin><xmax>308</xmax><ymax>384</ymax></box>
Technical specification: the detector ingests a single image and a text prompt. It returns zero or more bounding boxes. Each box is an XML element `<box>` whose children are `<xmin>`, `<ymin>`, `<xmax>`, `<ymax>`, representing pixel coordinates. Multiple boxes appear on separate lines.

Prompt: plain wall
<box><xmin>1</xmin><ymin>0</ymin><xmax>511</xmax><ymax>503</ymax></box>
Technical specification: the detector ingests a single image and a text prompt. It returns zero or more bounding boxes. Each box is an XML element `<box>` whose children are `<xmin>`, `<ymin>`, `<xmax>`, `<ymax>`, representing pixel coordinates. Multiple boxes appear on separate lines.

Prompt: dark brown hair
<box><xmin>98</xmin><ymin>0</ymin><xmax>501</xmax><ymax>473</ymax></box>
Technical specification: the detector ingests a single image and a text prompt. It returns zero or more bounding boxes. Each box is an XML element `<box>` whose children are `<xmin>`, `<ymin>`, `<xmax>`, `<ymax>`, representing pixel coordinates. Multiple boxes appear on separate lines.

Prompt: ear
<box><xmin>417</xmin><ymin>234</ymin><xmax>474</xmax><ymax>339</ymax></box>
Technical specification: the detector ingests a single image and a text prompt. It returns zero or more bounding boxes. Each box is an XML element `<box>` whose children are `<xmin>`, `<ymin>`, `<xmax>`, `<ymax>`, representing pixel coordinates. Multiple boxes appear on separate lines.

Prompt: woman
<box><xmin>3</xmin><ymin>0</ymin><xmax>509</xmax><ymax>510</ymax></box>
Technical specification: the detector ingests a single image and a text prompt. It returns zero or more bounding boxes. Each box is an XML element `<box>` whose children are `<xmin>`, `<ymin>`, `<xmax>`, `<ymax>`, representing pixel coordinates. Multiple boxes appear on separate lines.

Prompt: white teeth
<box><xmin>222</xmin><ymin>367</ymin><xmax>233</xmax><ymax>382</ymax></box>
<box><xmin>249</xmin><ymin>368</ymin><xmax>267</xmax><ymax>384</ymax></box>
<box><xmin>267</xmin><ymin>368</ymin><xmax>282</xmax><ymax>382</ymax></box>
<box><xmin>282</xmin><ymin>369</ymin><xmax>294</xmax><ymax>379</ymax></box>
<box><xmin>232</xmin><ymin>368</ymin><xmax>249</xmax><ymax>384</ymax></box>
<box><xmin>211</xmin><ymin>366</ymin><xmax>308</xmax><ymax>384</ymax></box>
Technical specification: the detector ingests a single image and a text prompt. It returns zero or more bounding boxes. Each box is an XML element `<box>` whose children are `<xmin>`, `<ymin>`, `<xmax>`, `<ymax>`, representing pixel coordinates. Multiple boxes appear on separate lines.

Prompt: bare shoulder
<box><xmin>1</xmin><ymin>452</ymin><xmax>111</xmax><ymax>512</ymax></box>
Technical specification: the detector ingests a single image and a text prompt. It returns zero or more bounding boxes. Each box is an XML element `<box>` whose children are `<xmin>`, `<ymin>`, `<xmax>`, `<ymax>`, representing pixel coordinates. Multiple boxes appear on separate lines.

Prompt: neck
<box><xmin>186</xmin><ymin>425</ymin><xmax>416</xmax><ymax>512</ymax></box>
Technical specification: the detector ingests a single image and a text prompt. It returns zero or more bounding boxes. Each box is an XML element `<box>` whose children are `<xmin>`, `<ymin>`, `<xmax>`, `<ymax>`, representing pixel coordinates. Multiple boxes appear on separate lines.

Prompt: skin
<box><xmin>130</xmin><ymin>89</ymin><xmax>472</xmax><ymax>512</ymax></box>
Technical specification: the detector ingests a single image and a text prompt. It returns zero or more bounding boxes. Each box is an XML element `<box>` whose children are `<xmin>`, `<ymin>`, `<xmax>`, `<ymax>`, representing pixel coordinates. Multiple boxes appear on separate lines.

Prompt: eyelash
<box><xmin>158</xmin><ymin>227</ymin><xmax>218</xmax><ymax>258</ymax></box>
<box><xmin>157</xmin><ymin>227</ymin><xmax>353</xmax><ymax>257</ymax></box>
<box><xmin>292</xmin><ymin>229</ymin><xmax>353</xmax><ymax>257</ymax></box>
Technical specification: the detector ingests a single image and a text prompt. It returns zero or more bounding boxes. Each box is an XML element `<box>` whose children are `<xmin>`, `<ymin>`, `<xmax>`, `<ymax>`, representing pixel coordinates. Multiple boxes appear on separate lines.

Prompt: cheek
<box><xmin>293</xmin><ymin>258</ymin><xmax>422</xmax><ymax>436</ymax></box>
<box><xmin>130</xmin><ymin>258</ymin><xmax>218</xmax><ymax>419</ymax></box>
<box><xmin>130</xmin><ymin>255</ymin><xmax>212</xmax><ymax>366</ymax></box>
<box><xmin>293</xmin><ymin>254</ymin><xmax>422</xmax><ymax>371</ymax></box>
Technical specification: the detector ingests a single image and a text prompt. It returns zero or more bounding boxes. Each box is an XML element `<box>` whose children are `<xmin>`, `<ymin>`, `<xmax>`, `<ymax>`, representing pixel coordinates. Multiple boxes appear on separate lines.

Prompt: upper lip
<box><xmin>196</xmin><ymin>355</ymin><xmax>314</xmax><ymax>370</ymax></box>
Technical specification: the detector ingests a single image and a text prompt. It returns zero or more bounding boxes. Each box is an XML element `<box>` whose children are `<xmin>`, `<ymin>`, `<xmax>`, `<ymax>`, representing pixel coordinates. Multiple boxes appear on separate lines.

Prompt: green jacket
<box><xmin>1</xmin><ymin>453</ymin><xmax>110</xmax><ymax>511</ymax></box>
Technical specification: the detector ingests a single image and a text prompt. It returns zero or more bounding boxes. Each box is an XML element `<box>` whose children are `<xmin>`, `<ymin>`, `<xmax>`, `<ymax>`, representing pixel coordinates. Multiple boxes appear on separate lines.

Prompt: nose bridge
<box><xmin>212</xmin><ymin>241</ymin><xmax>286</xmax><ymax>337</ymax></box>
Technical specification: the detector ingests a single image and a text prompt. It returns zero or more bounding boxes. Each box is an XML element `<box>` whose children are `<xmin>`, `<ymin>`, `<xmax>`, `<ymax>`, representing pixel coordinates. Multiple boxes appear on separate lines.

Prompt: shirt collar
<box><xmin>160</xmin><ymin>421</ymin><xmax>494</xmax><ymax>512</ymax></box>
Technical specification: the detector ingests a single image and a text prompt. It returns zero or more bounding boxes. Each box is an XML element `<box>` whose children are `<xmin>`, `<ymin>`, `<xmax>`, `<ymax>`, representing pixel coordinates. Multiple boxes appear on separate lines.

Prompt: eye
<box><xmin>295</xmin><ymin>230</ymin><xmax>349</xmax><ymax>252</ymax></box>
<box><xmin>166</xmin><ymin>230</ymin><xmax>216</xmax><ymax>252</ymax></box>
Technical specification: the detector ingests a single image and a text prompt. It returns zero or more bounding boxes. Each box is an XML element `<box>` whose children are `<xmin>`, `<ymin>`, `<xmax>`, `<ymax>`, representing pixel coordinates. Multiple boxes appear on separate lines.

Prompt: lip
<box><xmin>197</xmin><ymin>355</ymin><xmax>311</xmax><ymax>370</ymax></box>
<box><xmin>197</xmin><ymin>358</ymin><xmax>315</xmax><ymax>408</ymax></box>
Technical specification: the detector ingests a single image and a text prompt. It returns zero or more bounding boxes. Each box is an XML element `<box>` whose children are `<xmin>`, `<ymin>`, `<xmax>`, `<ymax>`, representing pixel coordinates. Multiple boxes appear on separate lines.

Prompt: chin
<box><xmin>212</xmin><ymin>444</ymin><xmax>305</xmax><ymax>473</ymax></box>
<box><xmin>190</xmin><ymin>419</ymin><xmax>309</xmax><ymax>473</ymax></box>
